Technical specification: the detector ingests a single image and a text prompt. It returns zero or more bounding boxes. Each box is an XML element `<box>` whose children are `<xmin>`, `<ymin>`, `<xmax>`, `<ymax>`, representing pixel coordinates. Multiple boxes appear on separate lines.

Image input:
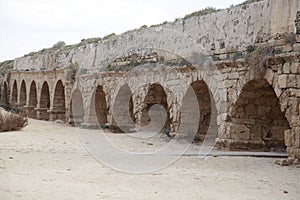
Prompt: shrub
<box><xmin>246</xmin><ymin>45</ymin><xmax>274</xmax><ymax>80</ymax></box>
<box><xmin>246</xmin><ymin>45</ymin><xmax>256</xmax><ymax>54</ymax></box>
<box><xmin>129</xmin><ymin>60</ymin><xmax>139</xmax><ymax>67</ymax></box>
<box><xmin>80</xmin><ymin>37</ymin><xmax>101</xmax><ymax>45</ymax></box>
<box><xmin>0</xmin><ymin>60</ymin><xmax>14</xmax><ymax>76</ymax></box>
<box><xmin>150</xmin><ymin>21</ymin><xmax>168</xmax><ymax>28</ymax></box>
<box><xmin>183</xmin><ymin>7</ymin><xmax>220</xmax><ymax>19</ymax></box>
<box><xmin>103</xmin><ymin>33</ymin><xmax>116</xmax><ymax>40</ymax></box>
<box><xmin>238</xmin><ymin>0</ymin><xmax>263</xmax><ymax>6</ymax></box>
<box><xmin>52</xmin><ymin>41</ymin><xmax>66</xmax><ymax>49</ymax></box>
<box><xmin>100</xmin><ymin>124</ymin><xmax>109</xmax><ymax>129</ymax></box>
<box><xmin>242</xmin><ymin>0</ymin><xmax>263</xmax><ymax>4</ymax></box>
<box><xmin>140</xmin><ymin>25</ymin><xmax>147</xmax><ymax>29</ymax></box>
<box><xmin>273</xmin><ymin>48</ymin><xmax>283</xmax><ymax>54</ymax></box>
<box><xmin>233</xmin><ymin>51</ymin><xmax>243</xmax><ymax>60</ymax></box>
<box><xmin>78</xmin><ymin>68</ymin><xmax>88</xmax><ymax>75</ymax></box>
<box><xmin>106</xmin><ymin>64</ymin><xmax>115</xmax><ymax>71</ymax></box>
<box><xmin>0</xmin><ymin>110</ymin><xmax>28</xmax><ymax>132</ymax></box>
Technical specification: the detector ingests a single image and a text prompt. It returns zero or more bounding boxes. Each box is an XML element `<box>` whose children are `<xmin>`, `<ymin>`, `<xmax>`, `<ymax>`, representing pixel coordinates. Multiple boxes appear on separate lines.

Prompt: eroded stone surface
<box><xmin>1</xmin><ymin>0</ymin><xmax>300</xmax><ymax>162</ymax></box>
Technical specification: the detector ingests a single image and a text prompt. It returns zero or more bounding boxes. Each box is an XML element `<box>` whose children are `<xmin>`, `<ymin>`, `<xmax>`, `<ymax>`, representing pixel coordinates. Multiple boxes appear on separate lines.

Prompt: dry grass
<box><xmin>0</xmin><ymin>110</ymin><xmax>28</xmax><ymax>132</ymax></box>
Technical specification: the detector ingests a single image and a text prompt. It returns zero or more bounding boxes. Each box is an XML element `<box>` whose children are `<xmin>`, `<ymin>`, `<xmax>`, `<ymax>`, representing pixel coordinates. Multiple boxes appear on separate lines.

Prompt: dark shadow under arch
<box><xmin>19</xmin><ymin>80</ymin><xmax>26</xmax><ymax>106</ymax></box>
<box><xmin>141</xmin><ymin>83</ymin><xmax>171</xmax><ymax>132</ymax></box>
<box><xmin>95</xmin><ymin>86</ymin><xmax>108</xmax><ymax>125</ymax></box>
<box><xmin>28</xmin><ymin>81</ymin><xmax>37</xmax><ymax>118</ymax></box>
<box><xmin>53</xmin><ymin>80</ymin><xmax>66</xmax><ymax>121</ymax></box>
<box><xmin>112</xmin><ymin>84</ymin><xmax>135</xmax><ymax>132</ymax></box>
<box><xmin>1</xmin><ymin>82</ymin><xmax>9</xmax><ymax>106</ymax></box>
<box><xmin>183</xmin><ymin>80</ymin><xmax>218</xmax><ymax>142</ymax></box>
<box><xmin>229</xmin><ymin>79</ymin><xmax>290</xmax><ymax>151</ymax></box>
<box><xmin>11</xmin><ymin>80</ymin><xmax>18</xmax><ymax>107</ymax></box>
<box><xmin>39</xmin><ymin>81</ymin><xmax>50</xmax><ymax>120</ymax></box>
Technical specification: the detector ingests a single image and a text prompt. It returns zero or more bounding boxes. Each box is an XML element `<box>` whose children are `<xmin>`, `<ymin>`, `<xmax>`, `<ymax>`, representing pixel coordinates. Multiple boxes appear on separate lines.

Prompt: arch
<box><xmin>94</xmin><ymin>85</ymin><xmax>108</xmax><ymax>125</ymax></box>
<box><xmin>141</xmin><ymin>83</ymin><xmax>171</xmax><ymax>132</ymax></box>
<box><xmin>229</xmin><ymin>79</ymin><xmax>290</xmax><ymax>151</ymax></box>
<box><xmin>112</xmin><ymin>84</ymin><xmax>135</xmax><ymax>132</ymax></box>
<box><xmin>184</xmin><ymin>80</ymin><xmax>218</xmax><ymax>142</ymax></box>
<box><xmin>1</xmin><ymin>81</ymin><xmax>9</xmax><ymax>106</ymax></box>
<box><xmin>70</xmin><ymin>89</ymin><xmax>84</xmax><ymax>126</ymax></box>
<box><xmin>19</xmin><ymin>80</ymin><xmax>26</xmax><ymax>106</ymax></box>
<box><xmin>29</xmin><ymin>81</ymin><xmax>37</xmax><ymax>107</ymax></box>
<box><xmin>28</xmin><ymin>81</ymin><xmax>37</xmax><ymax>118</ymax></box>
<box><xmin>39</xmin><ymin>81</ymin><xmax>50</xmax><ymax>120</ymax></box>
<box><xmin>52</xmin><ymin>80</ymin><xmax>66</xmax><ymax>121</ymax></box>
<box><xmin>11</xmin><ymin>80</ymin><xmax>18</xmax><ymax>107</ymax></box>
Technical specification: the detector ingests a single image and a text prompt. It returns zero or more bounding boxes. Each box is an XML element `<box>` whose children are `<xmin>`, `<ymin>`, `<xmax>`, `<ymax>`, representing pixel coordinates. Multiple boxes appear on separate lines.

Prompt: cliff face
<box><xmin>13</xmin><ymin>0</ymin><xmax>300</xmax><ymax>71</ymax></box>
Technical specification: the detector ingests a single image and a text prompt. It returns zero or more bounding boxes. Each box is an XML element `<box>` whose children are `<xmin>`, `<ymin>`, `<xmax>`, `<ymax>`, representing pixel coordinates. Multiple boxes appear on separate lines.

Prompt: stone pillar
<box><xmin>295</xmin><ymin>11</ymin><xmax>300</xmax><ymax>42</ymax></box>
<box><xmin>285</xmin><ymin>127</ymin><xmax>300</xmax><ymax>159</ymax></box>
<box><xmin>24</xmin><ymin>106</ymin><xmax>37</xmax><ymax>118</ymax></box>
<box><xmin>216</xmin><ymin>121</ymin><xmax>265</xmax><ymax>151</ymax></box>
<box><xmin>64</xmin><ymin>80</ymin><xmax>73</xmax><ymax>123</ymax></box>
<box><xmin>49</xmin><ymin>110</ymin><xmax>65</xmax><ymax>121</ymax></box>
<box><xmin>82</xmin><ymin>109</ymin><xmax>101</xmax><ymax>129</ymax></box>
<box><xmin>35</xmin><ymin>108</ymin><xmax>49</xmax><ymax>120</ymax></box>
<box><xmin>132</xmin><ymin>86</ymin><xmax>148</xmax><ymax>128</ymax></box>
<box><xmin>277</xmin><ymin>59</ymin><xmax>300</xmax><ymax>160</ymax></box>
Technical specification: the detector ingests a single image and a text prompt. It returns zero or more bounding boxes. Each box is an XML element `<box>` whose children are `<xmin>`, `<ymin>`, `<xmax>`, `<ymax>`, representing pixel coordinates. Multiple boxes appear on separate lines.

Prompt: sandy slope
<box><xmin>0</xmin><ymin>119</ymin><xmax>299</xmax><ymax>200</ymax></box>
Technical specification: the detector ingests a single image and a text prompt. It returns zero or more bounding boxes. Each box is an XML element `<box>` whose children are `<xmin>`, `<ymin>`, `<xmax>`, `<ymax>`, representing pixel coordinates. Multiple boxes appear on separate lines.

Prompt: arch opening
<box><xmin>53</xmin><ymin>80</ymin><xmax>66</xmax><ymax>121</ymax></box>
<box><xmin>111</xmin><ymin>84</ymin><xmax>135</xmax><ymax>132</ymax></box>
<box><xmin>94</xmin><ymin>86</ymin><xmax>108</xmax><ymax>125</ymax></box>
<box><xmin>185</xmin><ymin>80</ymin><xmax>218</xmax><ymax>142</ymax></box>
<box><xmin>19</xmin><ymin>80</ymin><xmax>26</xmax><ymax>106</ymax></box>
<box><xmin>1</xmin><ymin>82</ymin><xmax>9</xmax><ymax>107</ymax></box>
<box><xmin>70</xmin><ymin>89</ymin><xmax>84</xmax><ymax>126</ymax></box>
<box><xmin>39</xmin><ymin>82</ymin><xmax>50</xmax><ymax>120</ymax></box>
<box><xmin>230</xmin><ymin>79</ymin><xmax>290</xmax><ymax>152</ymax></box>
<box><xmin>28</xmin><ymin>81</ymin><xmax>37</xmax><ymax>118</ymax></box>
<box><xmin>11</xmin><ymin>80</ymin><xmax>18</xmax><ymax>108</ymax></box>
<box><xmin>140</xmin><ymin>83</ymin><xmax>171</xmax><ymax>133</ymax></box>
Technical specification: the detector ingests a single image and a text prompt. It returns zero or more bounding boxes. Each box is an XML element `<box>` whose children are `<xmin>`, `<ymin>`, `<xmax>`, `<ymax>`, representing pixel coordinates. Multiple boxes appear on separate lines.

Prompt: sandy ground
<box><xmin>0</xmin><ymin>119</ymin><xmax>300</xmax><ymax>200</ymax></box>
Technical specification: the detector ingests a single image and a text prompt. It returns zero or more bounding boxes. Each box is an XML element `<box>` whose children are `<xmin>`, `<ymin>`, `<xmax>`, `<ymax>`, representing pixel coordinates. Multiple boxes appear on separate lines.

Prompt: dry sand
<box><xmin>0</xmin><ymin>119</ymin><xmax>299</xmax><ymax>200</ymax></box>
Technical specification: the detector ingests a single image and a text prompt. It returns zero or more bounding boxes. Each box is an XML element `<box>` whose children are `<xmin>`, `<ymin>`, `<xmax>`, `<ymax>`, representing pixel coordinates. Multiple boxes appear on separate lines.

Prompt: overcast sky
<box><xmin>0</xmin><ymin>0</ymin><xmax>245</xmax><ymax>62</ymax></box>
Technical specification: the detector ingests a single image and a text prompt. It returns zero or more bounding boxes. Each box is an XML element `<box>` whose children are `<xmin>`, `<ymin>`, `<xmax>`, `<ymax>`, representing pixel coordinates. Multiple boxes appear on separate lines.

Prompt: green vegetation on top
<box><xmin>103</xmin><ymin>33</ymin><xmax>116</xmax><ymax>40</ymax></box>
<box><xmin>238</xmin><ymin>0</ymin><xmax>264</xmax><ymax>6</ymax></box>
<box><xmin>182</xmin><ymin>0</ymin><xmax>265</xmax><ymax>20</ymax></box>
<box><xmin>183</xmin><ymin>7</ymin><xmax>220</xmax><ymax>19</ymax></box>
<box><xmin>0</xmin><ymin>60</ymin><xmax>14</xmax><ymax>76</ymax></box>
<box><xmin>22</xmin><ymin>0</ymin><xmax>266</xmax><ymax>58</ymax></box>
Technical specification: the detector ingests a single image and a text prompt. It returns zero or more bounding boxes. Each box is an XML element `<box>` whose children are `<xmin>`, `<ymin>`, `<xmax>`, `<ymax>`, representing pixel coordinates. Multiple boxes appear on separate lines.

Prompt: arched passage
<box><xmin>1</xmin><ymin>82</ymin><xmax>9</xmax><ymax>106</ymax></box>
<box><xmin>52</xmin><ymin>80</ymin><xmax>66</xmax><ymax>121</ymax></box>
<box><xmin>11</xmin><ymin>80</ymin><xmax>18</xmax><ymax>108</ymax></box>
<box><xmin>112</xmin><ymin>84</ymin><xmax>135</xmax><ymax>132</ymax></box>
<box><xmin>184</xmin><ymin>80</ymin><xmax>218</xmax><ymax>142</ymax></box>
<box><xmin>28</xmin><ymin>81</ymin><xmax>37</xmax><ymax>118</ymax></box>
<box><xmin>141</xmin><ymin>83</ymin><xmax>171</xmax><ymax>132</ymax></box>
<box><xmin>70</xmin><ymin>89</ymin><xmax>84</xmax><ymax>126</ymax></box>
<box><xmin>19</xmin><ymin>80</ymin><xmax>26</xmax><ymax>106</ymax></box>
<box><xmin>94</xmin><ymin>86</ymin><xmax>108</xmax><ymax>125</ymax></box>
<box><xmin>229</xmin><ymin>79</ymin><xmax>290</xmax><ymax>151</ymax></box>
<box><xmin>38</xmin><ymin>81</ymin><xmax>50</xmax><ymax>120</ymax></box>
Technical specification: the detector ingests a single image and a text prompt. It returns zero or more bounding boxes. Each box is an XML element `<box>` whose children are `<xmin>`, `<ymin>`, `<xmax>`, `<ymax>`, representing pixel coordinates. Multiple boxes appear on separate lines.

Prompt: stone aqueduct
<box><xmin>1</xmin><ymin>0</ymin><xmax>300</xmax><ymax>160</ymax></box>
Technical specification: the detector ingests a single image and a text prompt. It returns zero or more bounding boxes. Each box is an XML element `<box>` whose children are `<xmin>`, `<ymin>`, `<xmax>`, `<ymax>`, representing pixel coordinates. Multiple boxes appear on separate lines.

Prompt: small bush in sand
<box><xmin>0</xmin><ymin>110</ymin><xmax>28</xmax><ymax>132</ymax></box>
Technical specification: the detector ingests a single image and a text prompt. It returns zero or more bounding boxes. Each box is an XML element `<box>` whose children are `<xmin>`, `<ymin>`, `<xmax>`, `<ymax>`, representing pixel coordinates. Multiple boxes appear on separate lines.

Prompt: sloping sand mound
<box><xmin>0</xmin><ymin>108</ymin><xmax>28</xmax><ymax>132</ymax></box>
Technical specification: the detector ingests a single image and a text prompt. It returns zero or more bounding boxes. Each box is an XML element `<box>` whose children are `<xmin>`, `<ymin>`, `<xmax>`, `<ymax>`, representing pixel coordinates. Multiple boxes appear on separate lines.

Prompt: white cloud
<box><xmin>0</xmin><ymin>0</ymin><xmax>245</xmax><ymax>61</ymax></box>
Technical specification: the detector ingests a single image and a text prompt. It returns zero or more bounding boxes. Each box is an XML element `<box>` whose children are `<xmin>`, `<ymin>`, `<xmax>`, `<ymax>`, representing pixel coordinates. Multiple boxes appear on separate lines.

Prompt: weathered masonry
<box><xmin>1</xmin><ymin>0</ymin><xmax>300</xmax><ymax>161</ymax></box>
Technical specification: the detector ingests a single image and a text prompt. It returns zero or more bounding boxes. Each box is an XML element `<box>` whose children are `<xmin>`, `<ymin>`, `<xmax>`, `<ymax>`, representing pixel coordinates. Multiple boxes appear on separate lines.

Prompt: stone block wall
<box><xmin>1</xmin><ymin>0</ymin><xmax>300</xmax><ymax>162</ymax></box>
